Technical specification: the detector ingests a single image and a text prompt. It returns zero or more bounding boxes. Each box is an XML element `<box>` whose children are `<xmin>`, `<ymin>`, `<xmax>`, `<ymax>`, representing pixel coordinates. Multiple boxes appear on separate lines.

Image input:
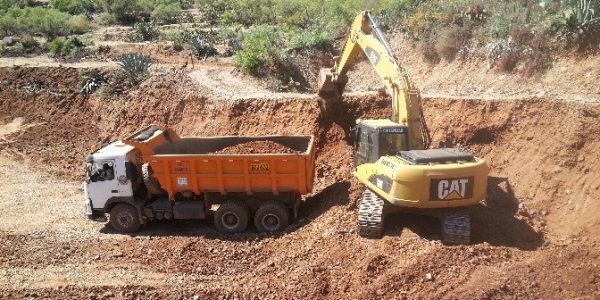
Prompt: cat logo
<box><xmin>364</xmin><ymin>46</ymin><xmax>380</xmax><ymax>65</ymax></box>
<box><xmin>250</xmin><ymin>163</ymin><xmax>270</xmax><ymax>173</ymax></box>
<box><xmin>430</xmin><ymin>177</ymin><xmax>474</xmax><ymax>200</ymax></box>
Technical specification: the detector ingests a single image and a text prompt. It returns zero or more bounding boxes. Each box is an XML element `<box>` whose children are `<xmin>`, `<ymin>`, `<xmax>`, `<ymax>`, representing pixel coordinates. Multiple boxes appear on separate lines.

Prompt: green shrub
<box><xmin>134</xmin><ymin>22</ymin><xmax>159</xmax><ymax>41</ymax></box>
<box><xmin>190</xmin><ymin>35</ymin><xmax>217</xmax><ymax>58</ymax></box>
<box><xmin>101</xmin><ymin>0</ymin><xmax>144</xmax><ymax>24</ymax></box>
<box><xmin>48</xmin><ymin>36</ymin><xmax>86</xmax><ymax>57</ymax></box>
<box><xmin>373</xmin><ymin>0</ymin><xmax>418</xmax><ymax>26</ymax></box>
<box><xmin>7</xmin><ymin>35</ymin><xmax>39</xmax><ymax>54</ymax></box>
<box><xmin>118</xmin><ymin>52</ymin><xmax>152</xmax><ymax>78</ymax></box>
<box><xmin>195</xmin><ymin>0</ymin><xmax>230</xmax><ymax>25</ymax></box>
<box><xmin>233</xmin><ymin>25</ymin><xmax>282</xmax><ymax>75</ymax></box>
<box><xmin>20</xmin><ymin>35</ymin><xmax>40</xmax><ymax>51</ymax></box>
<box><xmin>0</xmin><ymin>0</ymin><xmax>36</xmax><ymax>9</ymax></box>
<box><xmin>49</xmin><ymin>0</ymin><xmax>99</xmax><ymax>15</ymax></box>
<box><xmin>488</xmin><ymin>13</ymin><xmax>513</xmax><ymax>39</ymax></box>
<box><xmin>98</xmin><ymin>11</ymin><xmax>116</xmax><ymax>24</ymax></box>
<box><xmin>405</xmin><ymin>8</ymin><xmax>449</xmax><ymax>38</ymax></box>
<box><xmin>151</xmin><ymin>2</ymin><xmax>182</xmax><ymax>24</ymax></box>
<box><xmin>68</xmin><ymin>14</ymin><xmax>94</xmax><ymax>34</ymax></box>
<box><xmin>160</xmin><ymin>27</ymin><xmax>187</xmax><ymax>41</ymax></box>
<box><xmin>0</xmin><ymin>7</ymin><xmax>92</xmax><ymax>37</ymax></box>
<box><xmin>48</xmin><ymin>38</ymin><xmax>65</xmax><ymax>55</ymax></box>
<box><xmin>288</xmin><ymin>24</ymin><xmax>333</xmax><ymax>50</ymax></box>
<box><xmin>218</xmin><ymin>26</ymin><xmax>242</xmax><ymax>56</ymax></box>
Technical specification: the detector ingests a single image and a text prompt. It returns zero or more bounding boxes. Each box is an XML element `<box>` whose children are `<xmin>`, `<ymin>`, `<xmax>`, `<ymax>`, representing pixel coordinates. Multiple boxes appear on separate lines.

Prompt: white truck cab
<box><xmin>84</xmin><ymin>141</ymin><xmax>137</xmax><ymax>220</ymax></box>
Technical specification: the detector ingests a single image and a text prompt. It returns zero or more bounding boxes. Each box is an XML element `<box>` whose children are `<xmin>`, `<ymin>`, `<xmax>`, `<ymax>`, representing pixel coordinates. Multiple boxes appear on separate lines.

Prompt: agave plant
<box><xmin>564</xmin><ymin>0</ymin><xmax>600</xmax><ymax>32</ymax></box>
<box><xmin>80</xmin><ymin>71</ymin><xmax>106</xmax><ymax>95</ymax></box>
<box><xmin>190</xmin><ymin>35</ymin><xmax>218</xmax><ymax>59</ymax></box>
<box><xmin>118</xmin><ymin>52</ymin><xmax>152</xmax><ymax>79</ymax></box>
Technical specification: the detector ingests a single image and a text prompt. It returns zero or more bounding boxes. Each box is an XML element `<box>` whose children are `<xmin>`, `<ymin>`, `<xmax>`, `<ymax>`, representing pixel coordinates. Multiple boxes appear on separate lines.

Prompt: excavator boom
<box><xmin>318</xmin><ymin>11</ymin><xmax>430</xmax><ymax>150</ymax></box>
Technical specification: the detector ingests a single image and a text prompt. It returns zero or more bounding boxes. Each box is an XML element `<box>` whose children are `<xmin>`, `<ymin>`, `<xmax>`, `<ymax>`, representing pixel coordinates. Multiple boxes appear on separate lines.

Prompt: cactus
<box><xmin>190</xmin><ymin>35</ymin><xmax>217</xmax><ymax>59</ymax></box>
<box><xmin>118</xmin><ymin>52</ymin><xmax>152</xmax><ymax>78</ymax></box>
<box><xmin>80</xmin><ymin>71</ymin><xmax>105</xmax><ymax>95</ymax></box>
<box><xmin>135</xmin><ymin>22</ymin><xmax>159</xmax><ymax>42</ymax></box>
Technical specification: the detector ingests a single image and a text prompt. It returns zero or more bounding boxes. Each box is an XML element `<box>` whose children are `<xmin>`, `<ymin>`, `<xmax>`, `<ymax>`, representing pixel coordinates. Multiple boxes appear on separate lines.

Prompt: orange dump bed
<box><xmin>123</xmin><ymin>126</ymin><xmax>316</xmax><ymax>199</ymax></box>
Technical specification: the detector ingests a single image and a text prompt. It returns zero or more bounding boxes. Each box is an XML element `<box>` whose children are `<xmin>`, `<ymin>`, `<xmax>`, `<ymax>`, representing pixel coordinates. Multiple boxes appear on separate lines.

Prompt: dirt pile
<box><xmin>1</xmin><ymin>66</ymin><xmax>599</xmax><ymax>299</ymax></box>
<box><xmin>215</xmin><ymin>140</ymin><xmax>301</xmax><ymax>154</ymax></box>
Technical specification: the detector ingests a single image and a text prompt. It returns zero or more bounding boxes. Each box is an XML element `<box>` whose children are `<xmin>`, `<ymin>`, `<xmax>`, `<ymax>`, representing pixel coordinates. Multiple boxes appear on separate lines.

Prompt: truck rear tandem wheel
<box><xmin>442</xmin><ymin>209</ymin><xmax>471</xmax><ymax>245</ymax></box>
<box><xmin>254</xmin><ymin>201</ymin><xmax>290</xmax><ymax>233</ymax></box>
<box><xmin>358</xmin><ymin>189</ymin><xmax>386</xmax><ymax>238</ymax></box>
<box><xmin>214</xmin><ymin>201</ymin><xmax>250</xmax><ymax>233</ymax></box>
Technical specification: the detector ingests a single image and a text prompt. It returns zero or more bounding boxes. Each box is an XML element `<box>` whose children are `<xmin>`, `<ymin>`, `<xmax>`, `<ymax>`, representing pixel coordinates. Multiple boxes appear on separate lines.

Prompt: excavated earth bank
<box><xmin>0</xmin><ymin>67</ymin><xmax>599</xmax><ymax>299</ymax></box>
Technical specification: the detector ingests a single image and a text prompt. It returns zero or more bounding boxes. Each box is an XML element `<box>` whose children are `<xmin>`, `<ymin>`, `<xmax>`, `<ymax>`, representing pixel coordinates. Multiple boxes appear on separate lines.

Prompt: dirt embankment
<box><xmin>1</xmin><ymin>67</ymin><xmax>599</xmax><ymax>299</ymax></box>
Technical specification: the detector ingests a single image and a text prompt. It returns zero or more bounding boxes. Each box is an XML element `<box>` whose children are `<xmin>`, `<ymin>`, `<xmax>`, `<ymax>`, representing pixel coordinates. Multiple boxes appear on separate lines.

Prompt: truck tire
<box><xmin>109</xmin><ymin>204</ymin><xmax>141</xmax><ymax>233</ymax></box>
<box><xmin>214</xmin><ymin>201</ymin><xmax>250</xmax><ymax>234</ymax></box>
<box><xmin>142</xmin><ymin>163</ymin><xmax>164</xmax><ymax>195</ymax></box>
<box><xmin>254</xmin><ymin>201</ymin><xmax>289</xmax><ymax>233</ymax></box>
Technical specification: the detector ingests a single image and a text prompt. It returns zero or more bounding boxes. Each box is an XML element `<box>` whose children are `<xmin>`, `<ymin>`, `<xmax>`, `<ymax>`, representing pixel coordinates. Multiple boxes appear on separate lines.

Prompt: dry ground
<box><xmin>0</xmin><ymin>65</ymin><xmax>599</xmax><ymax>299</ymax></box>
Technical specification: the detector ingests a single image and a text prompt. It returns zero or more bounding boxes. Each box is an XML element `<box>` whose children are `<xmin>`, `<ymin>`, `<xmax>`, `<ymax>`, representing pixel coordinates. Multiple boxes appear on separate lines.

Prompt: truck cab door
<box><xmin>87</xmin><ymin>160</ymin><xmax>120</xmax><ymax>210</ymax></box>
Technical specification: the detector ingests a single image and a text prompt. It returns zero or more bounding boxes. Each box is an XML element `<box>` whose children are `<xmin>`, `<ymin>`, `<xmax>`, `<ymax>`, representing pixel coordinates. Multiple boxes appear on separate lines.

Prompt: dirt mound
<box><xmin>215</xmin><ymin>140</ymin><xmax>301</xmax><ymax>154</ymax></box>
<box><xmin>1</xmin><ymin>66</ymin><xmax>600</xmax><ymax>298</ymax></box>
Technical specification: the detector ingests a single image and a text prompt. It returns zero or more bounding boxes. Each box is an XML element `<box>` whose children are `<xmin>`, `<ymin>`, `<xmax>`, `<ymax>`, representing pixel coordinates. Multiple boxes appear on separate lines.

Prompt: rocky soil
<box><xmin>215</xmin><ymin>141</ymin><xmax>301</xmax><ymax>154</ymax></box>
<box><xmin>0</xmin><ymin>67</ymin><xmax>599</xmax><ymax>299</ymax></box>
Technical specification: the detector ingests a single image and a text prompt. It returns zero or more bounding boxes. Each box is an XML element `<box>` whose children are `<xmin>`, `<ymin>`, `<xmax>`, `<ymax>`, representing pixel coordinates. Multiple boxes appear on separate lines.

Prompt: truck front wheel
<box><xmin>214</xmin><ymin>201</ymin><xmax>250</xmax><ymax>233</ymax></box>
<box><xmin>109</xmin><ymin>204</ymin><xmax>141</xmax><ymax>233</ymax></box>
<box><xmin>254</xmin><ymin>201</ymin><xmax>289</xmax><ymax>233</ymax></box>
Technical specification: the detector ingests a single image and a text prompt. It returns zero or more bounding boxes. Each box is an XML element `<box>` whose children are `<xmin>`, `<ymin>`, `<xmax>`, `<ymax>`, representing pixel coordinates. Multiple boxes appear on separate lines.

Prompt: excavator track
<box><xmin>442</xmin><ymin>209</ymin><xmax>471</xmax><ymax>245</ymax></box>
<box><xmin>358</xmin><ymin>189</ymin><xmax>386</xmax><ymax>238</ymax></box>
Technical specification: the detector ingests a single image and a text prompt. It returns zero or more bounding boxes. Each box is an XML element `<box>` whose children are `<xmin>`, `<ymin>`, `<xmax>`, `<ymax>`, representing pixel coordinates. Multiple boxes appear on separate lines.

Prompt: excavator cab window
<box><xmin>354</xmin><ymin>126</ymin><xmax>374</xmax><ymax>166</ymax></box>
<box><xmin>378</xmin><ymin>131</ymin><xmax>408</xmax><ymax>157</ymax></box>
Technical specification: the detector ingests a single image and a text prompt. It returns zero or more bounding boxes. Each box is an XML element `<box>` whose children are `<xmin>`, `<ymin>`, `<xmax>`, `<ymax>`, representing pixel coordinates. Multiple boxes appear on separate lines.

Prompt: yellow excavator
<box><xmin>318</xmin><ymin>11</ymin><xmax>488</xmax><ymax>244</ymax></box>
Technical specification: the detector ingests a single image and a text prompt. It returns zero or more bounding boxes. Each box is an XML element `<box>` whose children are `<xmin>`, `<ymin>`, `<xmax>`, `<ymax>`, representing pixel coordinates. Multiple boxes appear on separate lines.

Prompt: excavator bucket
<box><xmin>316</xmin><ymin>68</ymin><xmax>342</xmax><ymax>114</ymax></box>
<box><xmin>317</xmin><ymin>68</ymin><xmax>337</xmax><ymax>96</ymax></box>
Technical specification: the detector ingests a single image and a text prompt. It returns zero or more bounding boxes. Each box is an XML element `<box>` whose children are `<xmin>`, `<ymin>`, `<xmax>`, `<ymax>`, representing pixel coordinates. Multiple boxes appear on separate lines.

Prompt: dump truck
<box><xmin>84</xmin><ymin>125</ymin><xmax>316</xmax><ymax>233</ymax></box>
<box><xmin>318</xmin><ymin>11</ymin><xmax>488</xmax><ymax>244</ymax></box>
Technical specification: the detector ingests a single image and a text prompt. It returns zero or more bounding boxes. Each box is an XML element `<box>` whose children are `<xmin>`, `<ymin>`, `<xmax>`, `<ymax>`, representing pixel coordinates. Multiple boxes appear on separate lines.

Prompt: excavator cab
<box><xmin>353</xmin><ymin>119</ymin><xmax>409</xmax><ymax>167</ymax></box>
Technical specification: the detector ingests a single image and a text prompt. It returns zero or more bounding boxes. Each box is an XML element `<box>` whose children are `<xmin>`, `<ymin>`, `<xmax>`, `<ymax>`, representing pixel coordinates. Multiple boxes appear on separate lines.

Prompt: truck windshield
<box><xmin>379</xmin><ymin>132</ymin><xmax>407</xmax><ymax>156</ymax></box>
<box><xmin>87</xmin><ymin>160</ymin><xmax>115</xmax><ymax>182</ymax></box>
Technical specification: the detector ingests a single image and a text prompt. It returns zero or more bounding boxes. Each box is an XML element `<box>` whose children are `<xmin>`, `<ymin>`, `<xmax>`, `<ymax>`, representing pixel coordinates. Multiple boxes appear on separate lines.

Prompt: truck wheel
<box><xmin>254</xmin><ymin>201</ymin><xmax>289</xmax><ymax>233</ymax></box>
<box><xmin>142</xmin><ymin>163</ymin><xmax>164</xmax><ymax>195</ymax></box>
<box><xmin>109</xmin><ymin>204</ymin><xmax>141</xmax><ymax>233</ymax></box>
<box><xmin>214</xmin><ymin>201</ymin><xmax>250</xmax><ymax>234</ymax></box>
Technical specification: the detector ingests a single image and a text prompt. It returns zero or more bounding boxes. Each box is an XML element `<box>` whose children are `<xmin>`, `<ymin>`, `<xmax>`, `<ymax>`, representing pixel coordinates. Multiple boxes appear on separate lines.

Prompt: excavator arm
<box><xmin>318</xmin><ymin>11</ymin><xmax>430</xmax><ymax>150</ymax></box>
